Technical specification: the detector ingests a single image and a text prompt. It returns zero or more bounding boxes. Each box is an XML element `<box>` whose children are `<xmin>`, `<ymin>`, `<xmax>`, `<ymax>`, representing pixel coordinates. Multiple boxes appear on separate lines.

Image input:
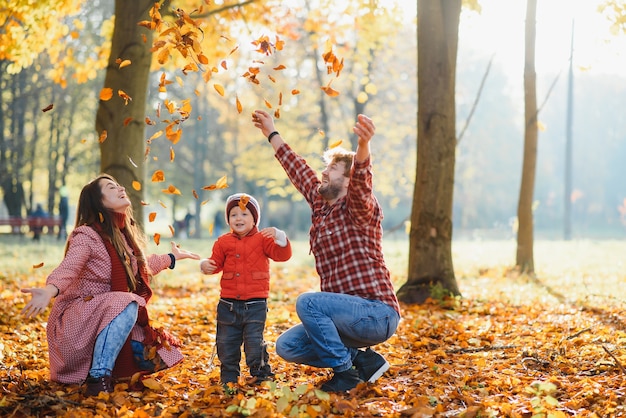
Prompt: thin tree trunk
<box><xmin>516</xmin><ymin>0</ymin><xmax>538</xmax><ymax>274</ymax></box>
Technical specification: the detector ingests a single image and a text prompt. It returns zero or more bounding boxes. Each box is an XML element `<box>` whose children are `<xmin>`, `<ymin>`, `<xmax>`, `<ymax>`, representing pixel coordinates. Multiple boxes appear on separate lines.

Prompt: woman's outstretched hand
<box><xmin>170</xmin><ymin>241</ymin><xmax>200</xmax><ymax>260</ymax></box>
<box><xmin>20</xmin><ymin>285</ymin><xmax>58</xmax><ymax>318</ymax></box>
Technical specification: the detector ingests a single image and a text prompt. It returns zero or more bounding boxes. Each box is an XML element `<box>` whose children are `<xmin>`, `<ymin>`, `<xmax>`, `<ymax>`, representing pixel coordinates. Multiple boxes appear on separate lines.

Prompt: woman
<box><xmin>21</xmin><ymin>174</ymin><xmax>200</xmax><ymax>396</ymax></box>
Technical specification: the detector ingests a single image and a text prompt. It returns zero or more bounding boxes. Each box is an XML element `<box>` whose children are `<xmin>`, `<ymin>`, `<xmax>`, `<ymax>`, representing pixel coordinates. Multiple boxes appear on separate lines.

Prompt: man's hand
<box><xmin>251</xmin><ymin>110</ymin><xmax>276</xmax><ymax>138</ymax></box>
<box><xmin>353</xmin><ymin>114</ymin><xmax>375</xmax><ymax>146</ymax></box>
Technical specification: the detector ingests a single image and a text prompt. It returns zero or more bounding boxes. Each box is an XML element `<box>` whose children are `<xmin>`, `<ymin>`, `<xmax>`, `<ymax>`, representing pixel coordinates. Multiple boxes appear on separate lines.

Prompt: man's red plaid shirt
<box><xmin>275</xmin><ymin>144</ymin><xmax>401</xmax><ymax>315</ymax></box>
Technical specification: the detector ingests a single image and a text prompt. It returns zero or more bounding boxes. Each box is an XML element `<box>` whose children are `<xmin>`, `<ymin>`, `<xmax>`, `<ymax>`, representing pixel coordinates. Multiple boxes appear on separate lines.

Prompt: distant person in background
<box><xmin>58</xmin><ymin>185</ymin><xmax>69</xmax><ymax>241</ymax></box>
<box><xmin>183</xmin><ymin>211</ymin><xmax>194</xmax><ymax>238</ymax></box>
<box><xmin>200</xmin><ymin>193</ymin><xmax>292</xmax><ymax>392</ymax></box>
<box><xmin>212</xmin><ymin>209</ymin><xmax>226</xmax><ymax>237</ymax></box>
<box><xmin>20</xmin><ymin>174</ymin><xmax>200</xmax><ymax>397</ymax></box>
<box><xmin>31</xmin><ymin>203</ymin><xmax>48</xmax><ymax>241</ymax></box>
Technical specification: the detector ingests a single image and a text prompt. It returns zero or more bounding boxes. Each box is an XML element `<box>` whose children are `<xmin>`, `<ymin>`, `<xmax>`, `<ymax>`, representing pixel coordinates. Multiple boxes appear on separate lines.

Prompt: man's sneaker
<box><xmin>320</xmin><ymin>367</ymin><xmax>363</xmax><ymax>392</ymax></box>
<box><xmin>353</xmin><ymin>348</ymin><xmax>390</xmax><ymax>383</ymax></box>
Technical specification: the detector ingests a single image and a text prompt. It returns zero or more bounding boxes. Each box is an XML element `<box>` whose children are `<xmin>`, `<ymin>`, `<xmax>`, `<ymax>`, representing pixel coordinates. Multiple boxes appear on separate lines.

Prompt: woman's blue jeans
<box><xmin>89</xmin><ymin>302</ymin><xmax>138</xmax><ymax>378</ymax></box>
<box><xmin>275</xmin><ymin>292</ymin><xmax>400</xmax><ymax>373</ymax></box>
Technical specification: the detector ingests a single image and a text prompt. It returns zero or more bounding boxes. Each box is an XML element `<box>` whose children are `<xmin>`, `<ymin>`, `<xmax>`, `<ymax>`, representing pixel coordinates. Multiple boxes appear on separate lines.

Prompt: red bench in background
<box><xmin>0</xmin><ymin>216</ymin><xmax>63</xmax><ymax>235</ymax></box>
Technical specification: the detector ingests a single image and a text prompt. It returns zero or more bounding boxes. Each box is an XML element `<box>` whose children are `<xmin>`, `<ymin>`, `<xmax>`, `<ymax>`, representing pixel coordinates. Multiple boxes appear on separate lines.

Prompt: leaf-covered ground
<box><xmin>1</xmin><ymin>239</ymin><xmax>625</xmax><ymax>417</ymax></box>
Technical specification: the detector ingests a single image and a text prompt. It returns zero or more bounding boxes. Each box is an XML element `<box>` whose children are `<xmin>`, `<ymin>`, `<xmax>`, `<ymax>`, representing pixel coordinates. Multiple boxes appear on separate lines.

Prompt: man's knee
<box><xmin>295</xmin><ymin>292</ymin><xmax>315</xmax><ymax>313</ymax></box>
<box><xmin>275</xmin><ymin>333</ymin><xmax>289</xmax><ymax>359</ymax></box>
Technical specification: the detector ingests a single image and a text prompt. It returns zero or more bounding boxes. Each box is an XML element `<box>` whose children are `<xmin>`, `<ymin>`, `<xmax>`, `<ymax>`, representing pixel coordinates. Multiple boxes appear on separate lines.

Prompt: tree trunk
<box><xmin>96</xmin><ymin>0</ymin><xmax>154</xmax><ymax>229</ymax></box>
<box><xmin>516</xmin><ymin>0</ymin><xmax>538</xmax><ymax>274</ymax></box>
<box><xmin>397</xmin><ymin>0</ymin><xmax>461</xmax><ymax>304</ymax></box>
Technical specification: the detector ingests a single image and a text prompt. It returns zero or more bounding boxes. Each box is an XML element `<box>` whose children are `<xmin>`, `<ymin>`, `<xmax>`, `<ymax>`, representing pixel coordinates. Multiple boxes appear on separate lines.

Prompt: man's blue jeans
<box><xmin>275</xmin><ymin>292</ymin><xmax>400</xmax><ymax>373</ymax></box>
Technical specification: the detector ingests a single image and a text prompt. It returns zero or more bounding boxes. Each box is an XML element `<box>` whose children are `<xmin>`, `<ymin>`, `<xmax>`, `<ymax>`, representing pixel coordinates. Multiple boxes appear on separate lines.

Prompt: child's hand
<box><xmin>200</xmin><ymin>258</ymin><xmax>217</xmax><ymax>275</ymax></box>
<box><xmin>260</xmin><ymin>227</ymin><xmax>277</xmax><ymax>240</ymax></box>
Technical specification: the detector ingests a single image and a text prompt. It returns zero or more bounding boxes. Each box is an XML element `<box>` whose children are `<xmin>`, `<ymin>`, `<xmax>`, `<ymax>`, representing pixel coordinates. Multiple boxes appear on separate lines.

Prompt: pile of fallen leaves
<box><xmin>2</xmin><ymin>240</ymin><xmax>626</xmax><ymax>417</ymax></box>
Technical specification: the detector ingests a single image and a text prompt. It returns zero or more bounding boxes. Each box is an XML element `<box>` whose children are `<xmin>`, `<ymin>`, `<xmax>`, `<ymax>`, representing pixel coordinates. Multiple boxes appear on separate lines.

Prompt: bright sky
<box><xmin>460</xmin><ymin>0</ymin><xmax>626</xmax><ymax>77</ymax></box>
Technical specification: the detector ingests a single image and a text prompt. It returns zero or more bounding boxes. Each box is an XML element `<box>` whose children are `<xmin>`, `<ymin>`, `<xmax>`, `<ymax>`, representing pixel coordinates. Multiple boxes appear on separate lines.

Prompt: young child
<box><xmin>200</xmin><ymin>193</ymin><xmax>292</xmax><ymax>390</ymax></box>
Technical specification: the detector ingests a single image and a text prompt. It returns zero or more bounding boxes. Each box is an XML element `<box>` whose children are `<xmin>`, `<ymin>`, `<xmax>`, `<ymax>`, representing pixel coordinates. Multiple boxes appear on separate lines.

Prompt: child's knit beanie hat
<box><xmin>225</xmin><ymin>193</ymin><xmax>260</xmax><ymax>226</ymax></box>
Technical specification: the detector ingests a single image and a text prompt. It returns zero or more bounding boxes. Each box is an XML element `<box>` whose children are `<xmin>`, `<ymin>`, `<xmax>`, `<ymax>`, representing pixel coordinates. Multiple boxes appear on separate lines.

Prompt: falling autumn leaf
<box><xmin>100</xmin><ymin>88</ymin><xmax>113</xmax><ymax>101</ymax></box>
<box><xmin>238</xmin><ymin>194</ymin><xmax>250</xmax><ymax>211</ymax></box>
<box><xmin>118</xmin><ymin>90</ymin><xmax>132</xmax><ymax>105</ymax></box>
<box><xmin>162</xmin><ymin>184</ymin><xmax>181</xmax><ymax>195</ymax></box>
<box><xmin>98</xmin><ymin>130</ymin><xmax>108</xmax><ymax>143</ymax></box>
<box><xmin>42</xmin><ymin>104</ymin><xmax>54</xmax><ymax>112</ymax></box>
<box><xmin>33</xmin><ymin>262</ymin><xmax>44</xmax><ymax>269</ymax></box>
<box><xmin>132</xmin><ymin>181</ymin><xmax>141</xmax><ymax>191</ymax></box>
<box><xmin>192</xmin><ymin>190</ymin><xmax>199</xmax><ymax>199</ymax></box>
<box><xmin>118</xmin><ymin>59</ymin><xmax>132</xmax><ymax>69</ymax></box>
<box><xmin>169</xmin><ymin>147</ymin><xmax>175</xmax><ymax>162</ymax></box>
<box><xmin>321</xmin><ymin>85</ymin><xmax>340</xmax><ymax>97</ymax></box>
<box><xmin>291</xmin><ymin>89</ymin><xmax>300</xmax><ymax>95</ymax></box>
<box><xmin>165</xmin><ymin>125</ymin><xmax>182</xmax><ymax>144</ymax></box>
<box><xmin>123</xmin><ymin>117</ymin><xmax>133</xmax><ymax>126</ymax></box>
<box><xmin>151</xmin><ymin>170</ymin><xmax>165</xmax><ymax>183</ymax></box>
<box><xmin>236</xmin><ymin>96</ymin><xmax>242</xmax><ymax>114</ymax></box>
<box><xmin>202</xmin><ymin>175</ymin><xmax>229</xmax><ymax>191</ymax></box>
<box><xmin>329</xmin><ymin>139</ymin><xmax>343</xmax><ymax>149</ymax></box>
<box><xmin>168</xmin><ymin>225</ymin><xmax>175</xmax><ymax>236</ymax></box>
<box><xmin>153</xmin><ymin>233</ymin><xmax>161</xmax><ymax>245</ymax></box>
<box><xmin>214</xmin><ymin>84</ymin><xmax>225</xmax><ymax>96</ymax></box>
<box><xmin>148</xmin><ymin>212</ymin><xmax>157</xmax><ymax>222</ymax></box>
<box><xmin>148</xmin><ymin>130</ymin><xmax>163</xmax><ymax>141</ymax></box>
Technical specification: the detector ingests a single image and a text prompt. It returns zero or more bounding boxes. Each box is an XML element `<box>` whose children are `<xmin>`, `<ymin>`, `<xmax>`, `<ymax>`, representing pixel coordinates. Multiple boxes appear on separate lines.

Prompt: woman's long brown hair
<box><xmin>67</xmin><ymin>173</ymin><xmax>150</xmax><ymax>291</ymax></box>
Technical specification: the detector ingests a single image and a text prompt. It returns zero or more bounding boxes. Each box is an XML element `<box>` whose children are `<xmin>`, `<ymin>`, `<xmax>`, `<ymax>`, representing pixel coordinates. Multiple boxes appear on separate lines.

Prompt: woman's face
<box><xmin>99</xmin><ymin>178</ymin><xmax>131</xmax><ymax>213</ymax></box>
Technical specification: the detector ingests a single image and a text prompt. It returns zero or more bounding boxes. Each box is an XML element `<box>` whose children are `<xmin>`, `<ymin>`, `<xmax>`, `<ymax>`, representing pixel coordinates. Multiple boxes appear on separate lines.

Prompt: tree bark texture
<box><xmin>516</xmin><ymin>0</ymin><xmax>538</xmax><ymax>274</ymax></box>
<box><xmin>96</xmin><ymin>0</ymin><xmax>154</xmax><ymax>228</ymax></box>
<box><xmin>397</xmin><ymin>0</ymin><xmax>462</xmax><ymax>304</ymax></box>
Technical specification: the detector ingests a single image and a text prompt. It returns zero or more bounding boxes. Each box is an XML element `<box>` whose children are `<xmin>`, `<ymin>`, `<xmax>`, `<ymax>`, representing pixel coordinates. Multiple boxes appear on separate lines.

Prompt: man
<box><xmin>251</xmin><ymin>110</ymin><xmax>401</xmax><ymax>392</ymax></box>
